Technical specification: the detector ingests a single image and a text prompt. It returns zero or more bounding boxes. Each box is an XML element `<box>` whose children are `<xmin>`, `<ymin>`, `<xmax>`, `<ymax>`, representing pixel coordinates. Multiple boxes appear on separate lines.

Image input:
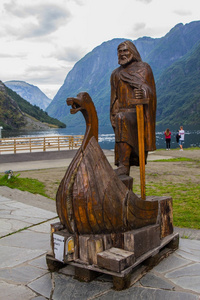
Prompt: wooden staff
<box><xmin>129</xmin><ymin>95</ymin><xmax>149</xmax><ymax>200</ymax></box>
<box><xmin>136</xmin><ymin>104</ymin><xmax>146</xmax><ymax>200</ymax></box>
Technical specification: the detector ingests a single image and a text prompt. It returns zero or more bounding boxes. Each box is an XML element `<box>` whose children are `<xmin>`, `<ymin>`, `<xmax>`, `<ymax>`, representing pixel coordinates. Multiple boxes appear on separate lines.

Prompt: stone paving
<box><xmin>0</xmin><ymin>191</ymin><xmax>200</xmax><ymax>299</ymax></box>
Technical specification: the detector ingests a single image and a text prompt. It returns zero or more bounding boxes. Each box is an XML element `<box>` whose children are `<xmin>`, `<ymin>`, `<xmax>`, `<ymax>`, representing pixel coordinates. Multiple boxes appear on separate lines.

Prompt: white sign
<box><xmin>53</xmin><ymin>233</ymin><xmax>65</xmax><ymax>262</ymax></box>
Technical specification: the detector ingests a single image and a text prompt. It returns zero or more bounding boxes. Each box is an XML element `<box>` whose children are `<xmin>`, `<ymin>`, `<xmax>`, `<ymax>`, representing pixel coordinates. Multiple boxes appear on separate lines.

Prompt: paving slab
<box><xmin>0</xmin><ymin>195</ymin><xmax>57</xmax><ymax>237</ymax></box>
<box><xmin>0</xmin><ymin>230</ymin><xmax>50</xmax><ymax>251</ymax></box>
<box><xmin>0</xmin><ymin>264</ymin><xmax>48</xmax><ymax>284</ymax></box>
<box><xmin>0</xmin><ymin>280</ymin><xmax>36</xmax><ymax>300</ymax></box>
<box><xmin>52</xmin><ymin>273</ymin><xmax>113</xmax><ymax>300</ymax></box>
<box><xmin>95</xmin><ymin>286</ymin><xmax>199</xmax><ymax>300</ymax></box>
<box><xmin>153</xmin><ymin>252</ymin><xmax>191</xmax><ymax>273</ymax></box>
<box><xmin>176</xmin><ymin>239</ymin><xmax>200</xmax><ymax>262</ymax></box>
<box><xmin>0</xmin><ymin>244</ymin><xmax>46</xmax><ymax>268</ymax></box>
<box><xmin>165</xmin><ymin>263</ymin><xmax>200</xmax><ymax>294</ymax></box>
<box><xmin>139</xmin><ymin>272</ymin><xmax>175</xmax><ymax>290</ymax></box>
<box><xmin>29</xmin><ymin>255</ymin><xmax>49</xmax><ymax>270</ymax></box>
<box><xmin>27</xmin><ymin>273</ymin><xmax>52</xmax><ymax>299</ymax></box>
<box><xmin>169</xmin><ymin>276</ymin><xmax>200</xmax><ymax>294</ymax></box>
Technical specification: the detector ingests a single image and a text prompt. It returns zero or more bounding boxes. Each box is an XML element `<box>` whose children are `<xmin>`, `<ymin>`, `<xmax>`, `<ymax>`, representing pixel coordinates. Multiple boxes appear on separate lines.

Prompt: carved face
<box><xmin>66</xmin><ymin>92</ymin><xmax>92</xmax><ymax>114</ymax></box>
<box><xmin>118</xmin><ymin>44</ymin><xmax>134</xmax><ymax>66</ymax></box>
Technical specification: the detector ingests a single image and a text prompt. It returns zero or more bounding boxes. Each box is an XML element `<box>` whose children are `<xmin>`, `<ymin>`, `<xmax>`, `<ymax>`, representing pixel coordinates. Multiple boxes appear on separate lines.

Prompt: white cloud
<box><xmin>173</xmin><ymin>9</ymin><xmax>192</xmax><ymax>16</ymax></box>
<box><xmin>133</xmin><ymin>22</ymin><xmax>146</xmax><ymax>32</ymax></box>
<box><xmin>0</xmin><ymin>0</ymin><xmax>199</xmax><ymax>98</ymax></box>
<box><xmin>51</xmin><ymin>46</ymin><xmax>85</xmax><ymax>62</ymax></box>
<box><xmin>136</xmin><ymin>0</ymin><xmax>152</xmax><ymax>3</ymax></box>
<box><xmin>3</xmin><ymin>0</ymin><xmax>71</xmax><ymax>39</ymax></box>
<box><xmin>0</xmin><ymin>52</ymin><xmax>26</xmax><ymax>58</ymax></box>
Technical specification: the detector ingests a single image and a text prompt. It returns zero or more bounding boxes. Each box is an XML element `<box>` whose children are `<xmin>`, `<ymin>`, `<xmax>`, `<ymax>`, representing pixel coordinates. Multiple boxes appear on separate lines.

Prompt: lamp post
<box><xmin>0</xmin><ymin>126</ymin><xmax>3</xmax><ymax>139</ymax></box>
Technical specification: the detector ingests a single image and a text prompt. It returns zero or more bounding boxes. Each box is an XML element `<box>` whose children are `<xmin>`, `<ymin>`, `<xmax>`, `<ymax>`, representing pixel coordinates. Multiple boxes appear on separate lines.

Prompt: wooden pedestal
<box><xmin>46</xmin><ymin>195</ymin><xmax>178</xmax><ymax>290</ymax></box>
<box><xmin>46</xmin><ymin>233</ymin><xmax>179</xmax><ymax>290</ymax></box>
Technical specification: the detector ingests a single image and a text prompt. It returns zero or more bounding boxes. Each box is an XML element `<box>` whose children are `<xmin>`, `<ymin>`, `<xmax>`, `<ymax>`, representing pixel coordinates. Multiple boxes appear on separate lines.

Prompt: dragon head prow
<box><xmin>67</xmin><ymin>92</ymin><xmax>93</xmax><ymax>115</ymax></box>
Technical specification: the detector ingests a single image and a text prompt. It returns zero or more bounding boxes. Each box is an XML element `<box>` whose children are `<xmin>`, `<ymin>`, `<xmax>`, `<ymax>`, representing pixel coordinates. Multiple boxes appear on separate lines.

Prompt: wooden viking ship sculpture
<box><xmin>56</xmin><ymin>92</ymin><xmax>158</xmax><ymax>235</ymax></box>
<box><xmin>47</xmin><ymin>92</ymin><xmax>178</xmax><ymax>290</ymax></box>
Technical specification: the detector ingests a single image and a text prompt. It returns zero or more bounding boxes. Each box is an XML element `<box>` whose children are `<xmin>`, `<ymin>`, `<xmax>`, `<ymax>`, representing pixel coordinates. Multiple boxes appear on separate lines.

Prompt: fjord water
<box><xmin>2</xmin><ymin>125</ymin><xmax>200</xmax><ymax>150</ymax></box>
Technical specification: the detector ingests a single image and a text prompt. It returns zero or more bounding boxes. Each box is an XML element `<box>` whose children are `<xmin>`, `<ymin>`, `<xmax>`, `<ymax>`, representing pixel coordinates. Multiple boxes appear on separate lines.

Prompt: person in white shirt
<box><xmin>179</xmin><ymin>126</ymin><xmax>185</xmax><ymax>151</ymax></box>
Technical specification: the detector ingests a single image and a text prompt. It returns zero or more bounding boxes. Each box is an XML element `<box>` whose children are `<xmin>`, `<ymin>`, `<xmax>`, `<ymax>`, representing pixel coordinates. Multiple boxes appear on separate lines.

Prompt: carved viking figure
<box><xmin>110</xmin><ymin>40</ymin><xmax>157</xmax><ymax>175</ymax></box>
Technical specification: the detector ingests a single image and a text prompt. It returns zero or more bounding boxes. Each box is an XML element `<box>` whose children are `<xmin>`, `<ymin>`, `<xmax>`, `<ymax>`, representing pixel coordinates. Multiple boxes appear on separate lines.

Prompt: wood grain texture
<box><xmin>56</xmin><ymin>92</ymin><xmax>159</xmax><ymax>235</ymax></box>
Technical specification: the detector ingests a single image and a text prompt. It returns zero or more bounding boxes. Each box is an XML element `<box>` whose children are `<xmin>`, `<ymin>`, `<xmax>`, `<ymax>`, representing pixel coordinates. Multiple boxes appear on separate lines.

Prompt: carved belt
<box><xmin>118</xmin><ymin>108</ymin><xmax>136</xmax><ymax>112</ymax></box>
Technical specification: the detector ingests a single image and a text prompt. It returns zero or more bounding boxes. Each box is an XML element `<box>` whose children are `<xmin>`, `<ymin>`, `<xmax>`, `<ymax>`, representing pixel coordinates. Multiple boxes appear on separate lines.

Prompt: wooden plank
<box><xmin>120</xmin><ymin>232</ymin><xmax>179</xmax><ymax>276</ymax></box>
<box><xmin>74</xmin><ymin>266</ymin><xmax>100</xmax><ymax>282</ymax></box>
<box><xmin>124</xmin><ymin>224</ymin><xmax>160</xmax><ymax>259</ymax></box>
<box><xmin>46</xmin><ymin>253</ymin><xmax>65</xmax><ymax>272</ymax></box>
<box><xmin>111</xmin><ymin>232</ymin><xmax>124</xmax><ymax>249</ymax></box>
<box><xmin>159</xmin><ymin>197</ymin><xmax>173</xmax><ymax>238</ymax></box>
<box><xmin>113</xmin><ymin>273</ymin><xmax>131</xmax><ymax>291</ymax></box>
<box><xmin>97</xmin><ymin>248</ymin><xmax>135</xmax><ymax>273</ymax></box>
<box><xmin>79</xmin><ymin>235</ymin><xmax>90</xmax><ymax>263</ymax></box>
<box><xmin>87</xmin><ymin>237</ymin><xmax>104</xmax><ymax>265</ymax></box>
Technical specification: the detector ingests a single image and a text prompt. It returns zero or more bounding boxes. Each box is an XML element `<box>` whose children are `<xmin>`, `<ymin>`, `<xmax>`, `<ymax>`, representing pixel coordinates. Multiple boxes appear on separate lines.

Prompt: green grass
<box><xmin>0</xmin><ymin>174</ymin><xmax>48</xmax><ymax>197</ymax></box>
<box><xmin>152</xmin><ymin>157</ymin><xmax>196</xmax><ymax>162</ymax></box>
<box><xmin>133</xmin><ymin>182</ymin><xmax>200</xmax><ymax>229</ymax></box>
<box><xmin>156</xmin><ymin>147</ymin><xmax>200</xmax><ymax>151</ymax></box>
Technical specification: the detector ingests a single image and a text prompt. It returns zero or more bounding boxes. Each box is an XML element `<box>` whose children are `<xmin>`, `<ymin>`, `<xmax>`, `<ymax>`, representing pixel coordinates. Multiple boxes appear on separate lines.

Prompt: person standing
<box><xmin>164</xmin><ymin>128</ymin><xmax>171</xmax><ymax>150</ymax></box>
<box><xmin>179</xmin><ymin>126</ymin><xmax>185</xmax><ymax>150</ymax></box>
<box><xmin>176</xmin><ymin>130</ymin><xmax>181</xmax><ymax>145</ymax></box>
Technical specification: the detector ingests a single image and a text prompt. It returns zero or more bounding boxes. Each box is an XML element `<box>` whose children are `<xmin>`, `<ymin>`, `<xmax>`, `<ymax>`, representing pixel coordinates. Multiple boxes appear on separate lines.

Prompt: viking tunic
<box><xmin>110</xmin><ymin>60</ymin><xmax>157</xmax><ymax>166</ymax></box>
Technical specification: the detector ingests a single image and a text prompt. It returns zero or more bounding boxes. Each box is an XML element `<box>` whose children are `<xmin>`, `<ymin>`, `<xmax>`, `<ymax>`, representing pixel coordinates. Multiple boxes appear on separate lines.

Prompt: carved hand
<box><xmin>135</xmin><ymin>89</ymin><xmax>144</xmax><ymax>99</ymax></box>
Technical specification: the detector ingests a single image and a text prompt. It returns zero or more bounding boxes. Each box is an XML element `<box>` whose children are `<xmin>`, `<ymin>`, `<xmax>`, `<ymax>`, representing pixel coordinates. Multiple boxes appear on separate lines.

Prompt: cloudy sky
<box><xmin>0</xmin><ymin>0</ymin><xmax>199</xmax><ymax>99</ymax></box>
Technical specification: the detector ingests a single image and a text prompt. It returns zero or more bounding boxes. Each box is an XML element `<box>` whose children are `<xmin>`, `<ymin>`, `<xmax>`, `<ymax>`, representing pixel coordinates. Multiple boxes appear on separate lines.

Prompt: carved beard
<box><xmin>118</xmin><ymin>54</ymin><xmax>134</xmax><ymax>66</ymax></box>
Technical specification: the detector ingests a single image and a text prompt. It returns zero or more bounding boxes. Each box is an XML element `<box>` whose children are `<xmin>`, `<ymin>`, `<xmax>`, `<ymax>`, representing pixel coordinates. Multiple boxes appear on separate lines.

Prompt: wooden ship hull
<box><xmin>56</xmin><ymin>136</ymin><xmax>158</xmax><ymax>235</ymax></box>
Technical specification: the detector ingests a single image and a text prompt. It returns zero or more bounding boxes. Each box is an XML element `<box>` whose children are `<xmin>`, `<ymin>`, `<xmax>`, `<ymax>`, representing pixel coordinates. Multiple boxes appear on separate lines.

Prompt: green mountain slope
<box><xmin>156</xmin><ymin>42</ymin><xmax>200</xmax><ymax>126</ymax></box>
<box><xmin>144</xmin><ymin>21</ymin><xmax>200</xmax><ymax>78</ymax></box>
<box><xmin>46</xmin><ymin>21</ymin><xmax>200</xmax><ymax>127</ymax></box>
<box><xmin>0</xmin><ymin>82</ymin><xmax>26</xmax><ymax>129</ymax></box>
<box><xmin>0</xmin><ymin>81</ymin><xmax>66</xmax><ymax>130</ymax></box>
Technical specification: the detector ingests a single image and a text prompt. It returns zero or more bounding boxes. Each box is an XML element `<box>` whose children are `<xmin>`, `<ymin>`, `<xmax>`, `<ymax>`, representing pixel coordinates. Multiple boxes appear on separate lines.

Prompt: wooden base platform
<box><xmin>46</xmin><ymin>232</ymin><xmax>179</xmax><ymax>290</ymax></box>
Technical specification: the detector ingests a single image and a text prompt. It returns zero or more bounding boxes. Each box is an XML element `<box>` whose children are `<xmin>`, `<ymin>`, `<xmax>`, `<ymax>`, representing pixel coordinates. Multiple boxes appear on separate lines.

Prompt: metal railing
<box><xmin>0</xmin><ymin>135</ymin><xmax>84</xmax><ymax>154</ymax></box>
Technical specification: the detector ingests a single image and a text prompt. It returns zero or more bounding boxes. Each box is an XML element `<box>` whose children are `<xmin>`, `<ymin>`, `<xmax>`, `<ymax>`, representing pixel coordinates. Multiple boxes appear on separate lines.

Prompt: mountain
<box><xmin>4</xmin><ymin>80</ymin><xmax>52</xmax><ymax>110</ymax></box>
<box><xmin>46</xmin><ymin>21</ymin><xmax>200</xmax><ymax>127</ymax></box>
<box><xmin>0</xmin><ymin>81</ymin><xmax>66</xmax><ymax>130</ymax></box>
<box><xmin>0</xmin><ymin>81</ymin><xmax>26</xmax><ymax>130</ymax></box>
<box><xmin>46</xmin><ymin>38</ymin><xmax>125</xmax><ymax>128</ymax></box>
<box><xmin>156</xmin><ymin>41</ymin><xmax>200</xmax><ymax>126</ymax></box>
